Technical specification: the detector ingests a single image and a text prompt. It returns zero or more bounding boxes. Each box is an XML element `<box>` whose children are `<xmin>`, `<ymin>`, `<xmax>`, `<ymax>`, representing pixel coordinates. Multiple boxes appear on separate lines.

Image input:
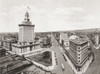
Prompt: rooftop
<box><xmin>19</xmin><ymin>10</ymin><xmax>35</xmax><ymax>27</ymax></box>
<box><xmin>12</xmin><ymin>43</ymin><xmax>40</xmax><ymax>48</ymax></box>
<box><xmin>0</xmin><ymin>53</ymin><xmax>32</xmax><ymax>74</ymax></box>
<box><xmin>2</xmin><ymin>38</ymin><xmax>17</xmax><ymax>43</ymax></box>
<box><xmin>70</xmin><ymin>38</ymin><xmax>88</xmax><ymax>45</ymax></box>
<box><xmin>69</xmin><ymin>35</ymin><xmax>79</xmax><ymax>40</ymax></box>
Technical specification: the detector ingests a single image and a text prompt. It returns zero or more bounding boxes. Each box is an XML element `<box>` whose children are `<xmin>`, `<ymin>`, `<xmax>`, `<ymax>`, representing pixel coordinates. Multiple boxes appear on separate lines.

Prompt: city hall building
<box><xmin>69</xmin><ymin>35</ymin><xmax>92</xmax><ymax>71</ymax></box>
<box><xmin>12</xmin><ymin>11</ymin><xmax>40</xmax><ymax>55</ymax></box>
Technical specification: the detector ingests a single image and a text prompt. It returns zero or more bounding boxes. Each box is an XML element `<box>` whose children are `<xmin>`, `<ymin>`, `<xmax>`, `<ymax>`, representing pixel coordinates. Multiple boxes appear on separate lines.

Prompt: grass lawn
<box><xmin>27</xmin><ymin>51</ymin><xmax>52</xmax><ymax>67</ymax></box>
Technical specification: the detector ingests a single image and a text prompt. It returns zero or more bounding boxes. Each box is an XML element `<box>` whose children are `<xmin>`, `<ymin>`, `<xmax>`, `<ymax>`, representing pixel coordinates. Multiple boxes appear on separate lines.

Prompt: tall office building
<box><xmin>12</xmin><ymin>11</ymin><xmax>40</xmax><ymax>54</ymax></box>
<box><xmin>19</xmin><ymin>11</ymin><xmax>35</xmax><ymax>44</ymax></box>
<box><xmin>69</xmin><ymin>35</ymin><xmax>92</xmax><ymax>71</ymax></box>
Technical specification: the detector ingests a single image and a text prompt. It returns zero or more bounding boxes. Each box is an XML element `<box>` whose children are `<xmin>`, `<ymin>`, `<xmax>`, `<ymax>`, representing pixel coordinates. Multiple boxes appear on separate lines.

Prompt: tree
<box><xmin>42</xmin><ymin>51</ymin><xmax>50</xmax><ymax>59</ymax></box>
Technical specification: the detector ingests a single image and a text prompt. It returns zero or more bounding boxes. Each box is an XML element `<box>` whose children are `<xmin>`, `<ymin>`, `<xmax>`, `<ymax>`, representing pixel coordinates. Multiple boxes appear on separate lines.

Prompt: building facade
<box><xmin>0</xmin><ymin>47</ymin><xmax>6</xmax><ymax>57</ymax></box>
<box><xmin>0</xmin><ymin>38</ymin><xmax>17</xmax><ymax>51</ymax></box>
<box><xmin>12</xmin><ymin>43</ymin><xmax>40</xmax><ymax>54</ymax></box>
<box><xmin>60</xmin><ymin>33</ymin><xmax>69</xmax><ymax>47</ymax></box>
<box><xmin>69</xmin><ymin>36</ymin><xmax>92</xmax><ymax>71</ymax></box>
<box><xmin>12</xmin><ymin>10</ymin><xmax>40</xmax><ymax>55</ymax></box>
<box><xmin>19</xmin><ymin>11</ymin><xmax>35</xmax><ymax>43</ymax></box>
<box><xmin>94</xmin><ymin>29</ymin><xmax>99</xmax><ymax>46</ymax></box>
<box><xmin>0</xmin><ymin>53</ymin><xmax>32</xmax><ymax>74</ymax></box>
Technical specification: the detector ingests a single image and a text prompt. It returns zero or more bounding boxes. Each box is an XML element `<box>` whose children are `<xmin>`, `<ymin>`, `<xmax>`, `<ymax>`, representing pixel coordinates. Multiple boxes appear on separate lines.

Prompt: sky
<box><xmin>0</xmin><ymin>0</ymin><xmax>100</xmax><ymax>32</ymax></box>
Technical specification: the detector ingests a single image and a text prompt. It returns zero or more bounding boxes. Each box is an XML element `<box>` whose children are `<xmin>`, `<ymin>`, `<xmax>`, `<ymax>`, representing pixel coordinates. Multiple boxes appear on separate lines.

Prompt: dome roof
<box><xmin>69</xmin><ymin>35</ymin><xmax>79</xmax><ymax>40</ymax></box>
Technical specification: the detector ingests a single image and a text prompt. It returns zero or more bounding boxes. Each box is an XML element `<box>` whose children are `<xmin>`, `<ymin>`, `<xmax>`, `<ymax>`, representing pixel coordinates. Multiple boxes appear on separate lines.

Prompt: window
<box><xmin>79</xmin><ymin>60</ymin><xmax>80</xmax><ymax>62</ymax></box>
<box><xmin>77</xmin><ymin>46</ymin><xmax>81</xmax><ymax>50</ymax></box>
<box><xmin>78</xmin><ymin>50</ymin><xmax>80</xmax><ymax>52</ymax></box>
<box><xmin>77</xmin><ymin>54</ymin><xmax>80</xmax><ymax>56</ymax></box>
<box><xmin>78</xmin><ymin>57</ymin><xmax>80</xmax><ymax>59</ymax></box>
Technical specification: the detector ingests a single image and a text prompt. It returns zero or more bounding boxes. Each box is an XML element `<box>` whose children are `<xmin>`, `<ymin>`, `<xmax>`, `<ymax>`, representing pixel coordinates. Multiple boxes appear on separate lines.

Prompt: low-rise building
<box><xmin>60</xmin><ymin>33</ymin><xmax>69</xmax><ymax>47</ymax></box>
<box><xmin>0</xmin><ymin>47</ymin><xmax>6</xmax><ymax>57</ymax></box>
<box><xmin>1</xmin><ymin>38</ymin><xmax>17</xmax><ymax>51</ymax></box>
<box><xmin>0</xmin><ymin>54</ymin><xmax>32</xmax><ymax>74</ymax></box>
<box><xmin>12</xmin><ymin>43</ymin><xmax>40</xmax><ymax>54</ymax></box>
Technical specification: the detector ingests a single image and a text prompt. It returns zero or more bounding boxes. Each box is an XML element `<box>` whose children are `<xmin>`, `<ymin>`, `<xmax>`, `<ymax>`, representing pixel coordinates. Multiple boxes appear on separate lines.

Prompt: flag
<box><xmin>27</xmin><ymin>6</ymin><xmax>31</xmax><ymax>11</ymax></box>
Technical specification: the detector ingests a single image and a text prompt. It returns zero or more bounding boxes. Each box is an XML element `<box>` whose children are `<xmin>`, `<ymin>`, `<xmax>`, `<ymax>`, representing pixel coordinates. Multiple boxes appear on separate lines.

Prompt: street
<box><xmin>50</xmin><ymin>34</ymin><xmax>73</xmax><ymax>74</ymax></box>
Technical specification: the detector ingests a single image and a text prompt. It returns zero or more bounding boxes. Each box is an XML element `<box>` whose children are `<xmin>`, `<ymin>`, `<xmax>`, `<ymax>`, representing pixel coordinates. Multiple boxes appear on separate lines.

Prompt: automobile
<box><xmin>62</xmin><ymin>54</ymin><xmax>67</xmax><ymax>61</ymax></box>
<box><xmin>61</xmin><ymin>64</ymin><xmax>65</xmax><ymax>71</ymax></box>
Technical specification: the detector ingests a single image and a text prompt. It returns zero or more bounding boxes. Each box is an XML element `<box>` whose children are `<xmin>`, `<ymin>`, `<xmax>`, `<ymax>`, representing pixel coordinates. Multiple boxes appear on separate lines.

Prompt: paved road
<box><xmin>50</xmin><ymin>34</ymin><xmax>73</xmax><ymax>74</ymax></box>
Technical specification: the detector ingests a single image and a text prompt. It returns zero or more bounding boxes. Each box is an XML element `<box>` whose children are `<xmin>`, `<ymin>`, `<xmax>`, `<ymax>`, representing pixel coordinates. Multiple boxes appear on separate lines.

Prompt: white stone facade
<box><xmin>19</xmin><ymin>25</ymin><xmax>35</xmax><ymax>43</ymax></box>
<box><xmin>60</xmin><ymin>33</ymin><xmax>69</xmax><ymax>47</ymax></box>
<box><xmin>12</xmin><ymin>44</ymin><xmax>40</xmax><ymax>55</ymax></box>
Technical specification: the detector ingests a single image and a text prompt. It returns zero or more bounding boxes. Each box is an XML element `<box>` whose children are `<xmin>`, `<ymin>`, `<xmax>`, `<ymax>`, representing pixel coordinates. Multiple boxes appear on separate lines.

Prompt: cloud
<box><xmin>0</xmin><ymin>5</ymin><xmax>98</xmax><ymax>32</ymax></box>
<box><xmin>83</xmin><ymin>15</ymin><xmax>96</xmax><ymax>21</ymax></box>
